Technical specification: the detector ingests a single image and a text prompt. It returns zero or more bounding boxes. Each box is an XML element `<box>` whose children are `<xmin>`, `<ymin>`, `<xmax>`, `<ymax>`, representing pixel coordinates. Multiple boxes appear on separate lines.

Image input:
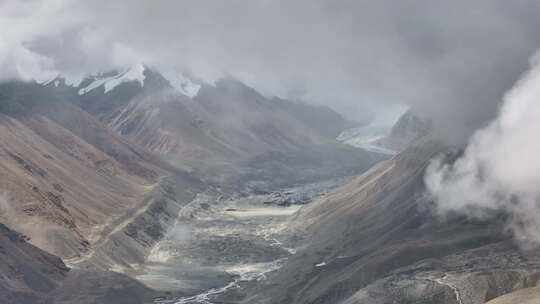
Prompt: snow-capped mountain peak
<box><xmin>41</xmin><ymin>75</ymin><xmax>61</xmax><ymax>87</ymax></box>
<box><xmin>40</xmin><ymin>64</ymin><xmax>203</xmax><ymax>99</ymax></box>
<box><xmin>78</xmin><ymin>64</ymin><xmax>146</xmax><ymax>95</ymax></box>
<box><xmin>157</xmin><ymin>67</ymin><xmax>201</xmax><ymax>98</ymax></box>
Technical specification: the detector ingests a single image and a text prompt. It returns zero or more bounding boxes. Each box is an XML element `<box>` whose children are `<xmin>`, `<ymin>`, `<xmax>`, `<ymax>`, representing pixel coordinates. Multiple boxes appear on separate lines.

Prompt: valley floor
<box><xmin>113</xmin><ymin>178</ymin><xmax>345</xmax><ymax>304</ymax></box>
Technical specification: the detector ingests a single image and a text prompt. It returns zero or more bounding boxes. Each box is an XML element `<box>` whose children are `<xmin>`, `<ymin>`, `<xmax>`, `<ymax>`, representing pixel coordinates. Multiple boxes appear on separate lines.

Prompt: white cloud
<box><xmin>0</xmin><ymin>0</ymin><xmax>85</xmax><ymax>81</ymax></box>
<box><xmin>2</xmin><ymin>0</ymin><xmax>540</xmax><ymax>135</ymax></box>
<box><xmin>426</xmin><ymin>54</ymin><xmax>540</xmax><ymax>245</ymax></box>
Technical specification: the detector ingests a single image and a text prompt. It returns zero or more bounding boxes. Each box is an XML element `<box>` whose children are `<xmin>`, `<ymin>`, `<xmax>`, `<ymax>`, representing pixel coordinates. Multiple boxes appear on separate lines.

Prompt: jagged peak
<box><xmin>40</xmin><ymin>74</ymin><xmax>83</xmax><ymax>88</ymax></box>
<box><xmin>77</xmin><ymin>63</ymin><xmax>146</xmax><ymax>95</ymax></box>
<box><xmin>153</xmin><ymin>66</ymin><xmax>201</xmax><ymax>98</ymax></box>
<box><xmin>52</xmin><ymin>64</ymin><xmax>203</xmax><ymax>98</ymax></box>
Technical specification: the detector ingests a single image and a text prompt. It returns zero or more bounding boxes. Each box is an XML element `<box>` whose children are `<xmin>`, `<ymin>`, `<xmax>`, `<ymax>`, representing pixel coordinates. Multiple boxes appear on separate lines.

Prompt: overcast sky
<box><xmin>2</xmin><ymin>0</ymin><xmax>540</xmax><ymax>141</ymax></box>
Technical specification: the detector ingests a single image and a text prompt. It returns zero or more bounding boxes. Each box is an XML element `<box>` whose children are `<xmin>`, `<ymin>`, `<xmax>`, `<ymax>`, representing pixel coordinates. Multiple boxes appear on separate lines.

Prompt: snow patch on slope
<box><xmin>337</xmin><ymin>127</ymin><xmax>397</xmax><ymax>155</ymax></box>
<box><xmin>41</xmin><ymin>75</ymin><xmax>83</xmax><ymax>88</ymax></box>
<box><xmin>315</xmin><ymin>261</ymin><xmax>327</xmax><ymax>267</ymax></box>
<box><xmin>78</xmin><ymin>64</ymin><xmax>146</xmax><ymax>95</ymax></box>
<box><xmin>158</xmin><ymin>67</ymin><xmax>201</xmax><ymax>98</ymax></box>
<box><xmin>337</xmin><ymin>107</ymin><xmax>408</xmax><ymax>155</ymax></box>
<box><xmin>40</xmin><ymin>76</ymin><xmax>58</xmax><ymax>86</ymax></box>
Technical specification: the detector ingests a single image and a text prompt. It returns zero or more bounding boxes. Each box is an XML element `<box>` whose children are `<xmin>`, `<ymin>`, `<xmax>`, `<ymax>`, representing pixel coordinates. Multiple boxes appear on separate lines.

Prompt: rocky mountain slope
<box><xmin>373</xmin><ymin>109</ymin><xmax>431</xmax><ymax>152</ymax></box>
<box><xmin>46</xmin><ymin>66</ymin><xmax>381</xmax><ymax>190</ymax></box>
<box><xmin>485</xmin><ymin>287</ymin><xmax>540</xmax><ymax>304</ymax></box>
<box><xmin>237</xmin><ymin>138</ymin><xmax>540</xmax><ymax>304</ymax></box>
<box><xmin>0</xmin><ymin>81</ymin><xmax>195</xmax><ymax>265</ymax></box>
<box><xmin>338</xmin><ymin>109</ymin><xmax>430</xmax><ymax>155</ymax></box>
<box><xmin>0</xmin><ymin>223</ymin><xmax>68</xmax><ymax>304</ymax></box>
<box><xmin>0</xmin><ymin>222</ymin><xmax>163</xmax><ymax>304</ymax></box>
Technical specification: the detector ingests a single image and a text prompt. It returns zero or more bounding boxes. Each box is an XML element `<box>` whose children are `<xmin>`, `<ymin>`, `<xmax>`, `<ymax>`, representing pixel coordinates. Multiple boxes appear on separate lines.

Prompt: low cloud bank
<box><xmin>426</xmin><ymin>54</ymin><xmax>540</xmax><ymax>245</ymax></box>
<box><xmin>2</xmin><ymin>0</ymin><xmax>540</xmax><ymax>138</ymax></box>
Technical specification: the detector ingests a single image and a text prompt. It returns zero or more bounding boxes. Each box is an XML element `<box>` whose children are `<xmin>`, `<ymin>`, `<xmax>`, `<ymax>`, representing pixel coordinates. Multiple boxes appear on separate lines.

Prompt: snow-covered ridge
<box><xmin>44</xmin><ymin>64</ymin><xmax>201</xmax><ymax>98</ymax></box>
<box><xmin>78</xmin><ymin>64</ymin><xmax>146</xmax><ymax>95</ymax></box>
<box><xmin>157</xmin><ymin>67</ymin><xmax>201</xmax><ymax>98</ymax></box>
<box><xmin>41</xmin><ymin>74</ymin><xmax>84</xmax><ymax>88</ymax></box>
<box><xmin>41</xmin><ymin>77</ymin><xmax>61</xmax><ymax>87</ymax></box>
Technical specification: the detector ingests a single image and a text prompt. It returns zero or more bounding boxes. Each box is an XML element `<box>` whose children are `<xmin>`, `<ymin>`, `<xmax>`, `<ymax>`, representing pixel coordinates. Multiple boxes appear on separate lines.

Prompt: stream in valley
<box><xmin>138</xmin><ymin>178</ymin><xmax>347</xmax><ymax>304</ymax></box>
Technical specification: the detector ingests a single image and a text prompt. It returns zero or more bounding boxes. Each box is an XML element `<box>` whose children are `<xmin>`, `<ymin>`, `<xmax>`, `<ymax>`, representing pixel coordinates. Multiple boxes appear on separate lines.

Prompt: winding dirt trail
<box><xmin>65</xmin><ymin>180</ymin><xmax>161</xmax><ymax>267</ymax></box>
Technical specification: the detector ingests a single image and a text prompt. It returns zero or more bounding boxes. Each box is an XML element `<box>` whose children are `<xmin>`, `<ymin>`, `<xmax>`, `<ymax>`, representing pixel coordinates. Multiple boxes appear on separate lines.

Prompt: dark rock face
<box><xmin>42</xmin><ymin>270</ymin><xmax>158</xmax><ymax>304</ymax></box>
<box><xmin>0</xmin><ymin>223</ymin><xmax>166</xmax><ymax>304</ymax></box>
<box><xmin>0</xmin><ymin>223</ymin><xmax>68</xmax><ymax>304</ymax></box>
<box><xmin>486</xmin><ymin>286</ymin><xmax>540</xmax><ymax>304</ymax></box>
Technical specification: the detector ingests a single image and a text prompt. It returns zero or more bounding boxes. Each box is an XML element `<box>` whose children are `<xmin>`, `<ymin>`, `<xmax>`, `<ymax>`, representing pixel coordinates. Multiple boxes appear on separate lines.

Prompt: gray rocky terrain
<box><xmin>0</xmin><ymin>223</ymin><xmax>68</xmax><ymax>304</ymax></box>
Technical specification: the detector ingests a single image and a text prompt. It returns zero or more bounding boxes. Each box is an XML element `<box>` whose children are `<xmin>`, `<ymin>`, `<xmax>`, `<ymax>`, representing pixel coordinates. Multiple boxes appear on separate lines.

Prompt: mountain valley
<box><xmin>1</xmin><ymin>73</ymin><xmax>537</xmax><ymax>304</ymax></box>
<box><xmin>0</xmin><ymin>69</ymin><xmax>385</xmax><ymax>303</ymax></box>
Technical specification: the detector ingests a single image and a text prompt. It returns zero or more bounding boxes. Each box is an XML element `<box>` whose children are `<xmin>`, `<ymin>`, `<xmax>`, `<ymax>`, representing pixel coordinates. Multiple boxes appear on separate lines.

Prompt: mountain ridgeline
<box><xmin>49</xmin><ymin>66</ymin><xmax>380</xmax><ymax>190</ymax></box>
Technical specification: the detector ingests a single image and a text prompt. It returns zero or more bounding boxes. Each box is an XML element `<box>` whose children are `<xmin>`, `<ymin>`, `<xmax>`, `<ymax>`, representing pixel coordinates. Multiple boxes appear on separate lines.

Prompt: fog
<box><xmin>6</xmin><ymin>0</ymin><xmax>540</xmax><ymax>244</ymax></box>
<box><xmin>426</xmin><ymin>54</ymin><xmax>540</xmax><ymax>246</ymax></box>
<box><xmin>2</xmin><ymin>0</ymin><xmax>540</xmax><ymax>141</ymax></box>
